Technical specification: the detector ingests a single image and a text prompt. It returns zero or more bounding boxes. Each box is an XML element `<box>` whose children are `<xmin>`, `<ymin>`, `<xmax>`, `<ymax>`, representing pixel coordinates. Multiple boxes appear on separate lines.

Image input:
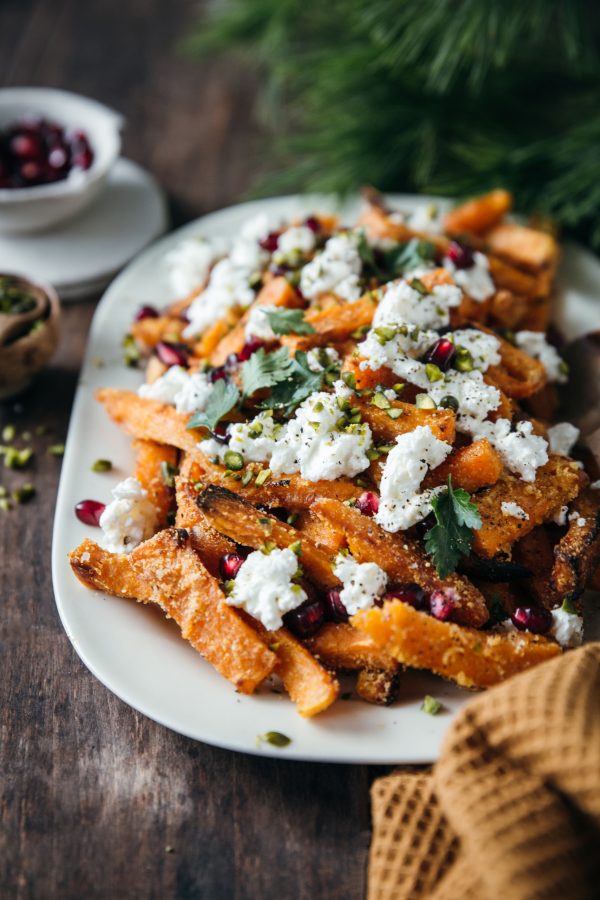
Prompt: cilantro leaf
<box><xmin>263</xmin><ymin>307</ymin><xmax>315</xmax><ymax>336</ymax></box>
<box><xmin>386</xmin><ymin>239</ymin><xmax>437</xmax><ymax>276</ymax></box>
<box><xmin>186</xmin><ymin>379</ymin><xmax>239</xmax><ymax>432</ymax></box>
<box><xmin>241</xmin><ymin>346</ymin><xmax>294</xmax><ymax>398</ymax></box>
<box><xmin>424</xmin><ymin>476</ymin><xmax>482</xmax><ymax>577</ymax></box>
<box><xmin>262</xmin><ymin>351</ymin><xmax>323</xmax><ymax>414</ymax></box>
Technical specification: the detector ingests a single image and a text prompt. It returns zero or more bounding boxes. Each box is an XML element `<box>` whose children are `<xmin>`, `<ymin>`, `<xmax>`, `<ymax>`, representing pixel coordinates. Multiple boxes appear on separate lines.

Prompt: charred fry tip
<box><xmin>196</xmin><ymin>483</ymin><xmax>253</xmax><ymax>512</ymax></box>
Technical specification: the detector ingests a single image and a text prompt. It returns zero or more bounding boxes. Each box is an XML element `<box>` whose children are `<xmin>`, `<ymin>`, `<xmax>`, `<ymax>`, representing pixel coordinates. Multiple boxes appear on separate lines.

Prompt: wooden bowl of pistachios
<box><xmin>0</xmin><ymin>273</ymin><xmax>60</xmax><ymax>399</ymax></box>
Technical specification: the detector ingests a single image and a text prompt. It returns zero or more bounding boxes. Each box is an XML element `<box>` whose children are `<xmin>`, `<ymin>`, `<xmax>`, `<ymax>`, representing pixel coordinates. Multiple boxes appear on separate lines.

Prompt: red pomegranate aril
<box><xmin>210</xmin><ymin>365</ymin><xmax>227</xmax><ymax>382</ymax></box>
<box><xmin>135</xmin><ymin>304</ymin><xmax>160</xmax><ymax>321</ymax></box>
<box><xmin>355</xmin><ymin>491</ymin><xmax>379</xmax><ymax>517</ymax></box>
<box><xmin>324</xmin><ymin>589</ymin><xmax>349</xmax><ymax>623</ymax></box>
<box><xmin>304</xmin><ymin>215</ymin><xmax>321</xmax><ymax>233</ymax></box>
<box><xmin>430</xmin><ymin>588</ymin><xmax>457</xmax><ymax>621</ymax></box>
<box><xmin>210</xmin><ymin>423</ymin><xmax>230</xmax><ymax>444</ymax></box>
<box><xmin>75</xmin><ymin>499</ymin><xmax>106</xmax><ymax>527</ymax></box>
<box><xmin>284</xmin><ymin>598</ymin><xmax>325</xmax><ymax>638</ymax></box>
<box><xmin>424</xmin><ymin>338</ymin><xmax>456</xmax><ymax>371</ymax></box>
<box><xmin>446</xmin><ymin>241</ymin><xmax>474</xmax><ymax>270</ymax></box>
<box><xmin>156</xmin><ymin>341</ymin><xmax>189</xmax><ymax>368</ymax></box>
<box><xmin>259</xmin><ymin>231</ymin><xmax>280</xmax><ymax>252</ymax></box>
<box><xmin>511</xmin><ymin>606</ymin><xmax>553</xmax><ymax>635</ymax></box>
<box><xmin>10</xmin><ymin>132</ymin><xmax>43</xmax><ymax>160</ymax></box>
<box><xmin>20</xmin><ymin>161</ymin><xmax>44</xmax><ymax>183</ymax></box>
<box><xmin>238</xmin><ymin>338</ymin><xmax>264</xmax><ymax>362</ymax></box>
<box><xmin>384</xmin><ymin>583</ymin><xmax>427</xmax><ymax>611</ymax></box>
<box><xmin>72</xmin><ymin>148</ymin><xmax>94</xmax><ymax>170</ymax></box>
<box><xmin>219</xmin><ymin>553</ymin><xmax>245</xmax><ymax>580</ymax></box>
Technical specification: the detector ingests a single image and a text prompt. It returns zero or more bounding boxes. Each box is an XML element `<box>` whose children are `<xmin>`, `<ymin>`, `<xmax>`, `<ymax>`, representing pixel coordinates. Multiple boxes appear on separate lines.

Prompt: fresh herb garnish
<box><xmin>263</xmin><ymin>307</ymin><xmax>315</xmax><ymax>336</ymax></box>
<box><xmin>358</xmin><ymin>234</ymin><xmax>437</xmax><ymax>281</ymax></box>
<box><xmin>241</xmin><ymin>346</ymin><xmax>294</xmax><ymax>398</ymax></box>
<box><xmin>424</xmin><ymin>476</ymin><xmax>482</xmax><ymax>577</ymax></box>
<box><xmin>561</xmin><ymin>597</ymin><xmax>578</xmax><ymax>614</ymax></box>
<box><xmin>421</xmin><ymin>695</ymin><xmax>442</xmax><ymax>715</ymax></box>
<box><xmin>187</xmin><ymin>379</ymin><xmax>240</xmax><ymax>432</ymax></box>
<box><xmin>257</xmin><ymin>731</ymin><xmax>292</xmax><ymax>748</ymax></box>
<box><xmin>263</xmin><ymin>350</ymin><xmax>323</xmax><ymax>414</ymax></box>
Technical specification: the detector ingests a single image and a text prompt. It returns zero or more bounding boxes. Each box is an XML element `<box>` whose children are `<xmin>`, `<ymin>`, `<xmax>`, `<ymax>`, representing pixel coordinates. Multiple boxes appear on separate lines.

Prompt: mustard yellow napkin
<box><xmin>369</xmin><ymin>643</ymin><xmax>600</xmax><ymax>900</ymax></box>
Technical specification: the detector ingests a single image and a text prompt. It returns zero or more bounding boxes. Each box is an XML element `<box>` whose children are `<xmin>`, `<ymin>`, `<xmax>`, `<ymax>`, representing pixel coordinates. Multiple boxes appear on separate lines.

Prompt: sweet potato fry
<box><xmin>133</xmin><ymin>439</ymin><xmax>178</xmax><ymax>527</ymax></box>
<box><xmin>444</xmin><ymin>190</ymin><xmax>512</xmax><ymax>236</ymax></box>
<box><xmin>552</xmin><ymin>489</ymin><xmax>600</xmax><ymax>599</ymax></box>
<box><xmin>485</xmin><ymin>222</ymin><xmax>558</xmax><ymax>273</ymax></box>
<box><xmin>131</xmin><ymin>315</ymin><xmax>185</xmax><ymax>352</ymax></box>
<box><xmin>472</xmin><ymin>457</ymin><xmax>582</xmax><ymax>558</ymax></box>
<box><xmin>354</xmin><ymin>396</ymin><xmax>456</xmax><ymax>444</ymax></box>
<box><xmin>197</xmin><ymin>485</ymin><xmax>340</xmax><ymax>590</ymax></box>
<box><xmin>195</xmin><ymin>308</ymin><xmax>242</xmax><ymax>359</ymax></box>
<box><xmin>512</xmin><ymin>526</ymin><xmax>562</xmax><ymax>609</ymax></box>
<box><xmin>486</xmin><ymin>334</ymin><xmax>547</xmax><ymax>399</ymax></box>
<box><xmin>487</xmin><ymin>257</ymin><xmax>539</xmax><ymax>298</ymax></box>
<box><xmin>423</xmin><ymin>440</ymin><xmax>503</xmax><ymax>493</ymax></box>
<box><xmin>352</xmin><ymin>599</ymin><xmax>561</xmax><ymax>689</ymax></box>
<box><xmin>70</xmin><ymin>531</ymin><xmax>277</xmax><ymax>694</ymax></box>
<box><xmin>489</xmin><ymin>289</ymin><xmax>529</xmax><ymax>330</ymax></box>
<box><xmin>98</xmin><ymin>389</ymin><xmax>205</xmax><ymax>452</ymax></box>
<box><xmin>313</xmin><ymin>498</ymin><xmax>489</xmax><ymax>627</ymax></box>
<box><xmin>355</xmin><ymin>667</ymin><xmax>402</xmax><ymax>706</ymax></box>
<box><xmin>306</xmin><ymin>622</ymin><xmax>399</xmax><ymax>671</ymax></box>
<box><xmin>293</xmin><ymin>509</ymin><xmax>347</xmax><ymax>555</ymax></box>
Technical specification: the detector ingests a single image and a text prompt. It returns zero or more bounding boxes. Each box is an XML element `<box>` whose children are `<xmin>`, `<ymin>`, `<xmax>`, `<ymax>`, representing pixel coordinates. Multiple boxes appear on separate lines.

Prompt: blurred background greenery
<box><xmin>188</xmin><ymin>0</ymin><xmax>600</xmax><ymax>248</ymax></box>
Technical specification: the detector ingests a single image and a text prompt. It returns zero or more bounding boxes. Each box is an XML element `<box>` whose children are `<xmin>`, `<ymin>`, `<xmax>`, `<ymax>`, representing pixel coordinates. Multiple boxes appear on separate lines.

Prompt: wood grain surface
<box><xmin>0</xmin><ymin>3</ymin><xmax>382</xmax><ymax>897</ymax></box>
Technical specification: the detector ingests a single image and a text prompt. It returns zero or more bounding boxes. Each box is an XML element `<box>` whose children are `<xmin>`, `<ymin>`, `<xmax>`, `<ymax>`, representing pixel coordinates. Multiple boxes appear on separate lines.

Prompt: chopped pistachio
<box><xmin>254</xmin><ymin>468</ymin><xmax>271</xmax><ymax>486</ymax></box>
<box><xmin>0</xmin><ymin>497</ymin><xmax>10</xmax><ymax>512</ymax></box>
<box><xmin>421</xmin><ymin>695</ymin><xmax>442</xmax><ymax>715</ymax></box>
<box><xmin>122</xmin><ymin>333</ymin><xmax>140</xmax><ymax>367</ymax></box>
<box><xmin>341</xmin><ymin>371</ymin><xmax>356</xmax><ymax>390</ymax></box>
<box><xmin>258</xmin><ymin>516</ymin><xmax>273</xmax><ymax>534</ymax></box>
<box><xmin>411</xmin><ymin>278</ymin><xmax>428</xmax><ymax>295</ymax></box>
<box><xmin>2</xmin><ymin>424</ymin><xmax>15</xmax><ymax>443</ymax></box>
<box><xmin>21</xmin><ymin>431</ymin><xmax>31</xmax><ymax>441</ymax></box>
<box><xmin>386</xmin><ymin>408</ymin><xmax>403</xmax><ymax>420</ymax></box>
<box><xmin>261</xmin><ymin>540</ymin><xmax>277</xmax><ymax>555</ymax></box>
<box><xmin>12</xmin><ymin>483</ymin><xmax>35</xmax><ymax>504</ymax></box>
<box><xmin>286</xmin><ymin>512</ymin><xmax>299</xmax><ymax>526</ymax></box>
<box><xmin>223</xmin><ymin>450</ymin><xmax>244</xmax><ymax>471</ymax></box>
<box><xmin>0</xmin><ymin>485</ymin><xmax>6</xmax><ymax>497</ymax></box>
<box><xmin>91</xmin><ymin>459</ymin><xmax>113</xmax><ymax>473</ymax></box>
<box><xmin>425</xmin><ymin>363</ymin><xmax>443</xmax><ymax>383</ymax></box>
<box><xmin>561</xmin><ymin>597</ymin><xmax>578</xmax><ymax>614</ymax></box>
<box><xmin>160</xmin><ymin>461</ymin><xmax>178</xmax><ymax>487</ymax></box>
<box><xmin>371</xmin><ymin>392</ymin><xmax>391</xmax><ymax>410</ymax></box>
<box><xmin>4</xmin><ymin>447</ymin><xmax>33</xmax><ymax>468</ymax></box>
<box><xmin>241</xmin><ymin>470</ymin><xmax>253</xmax><ymax>487</ymax></box>
<box><xmin>47</xmin><ymin>443</ymin><xmax>65</xmax><ymax>457</ymax></box>
<box><xmin>415</xmin><ymin>394</ymin><xmax>437</xmax><ymax>410</ymax></box>
<box><xmin>366</xmin><ymin>447</ymin><xmax>380</xmax><ymax>461</ymax></box>
<box><xmin>288</xmin><ymin>540</ymin><xmax>302</xmax><ymax>556</ymax></box>
<box><xmin>257</xmin><ymin>731</ymin><xmax>291</xmax><ymax>748</ymax></box>
<box><xmin>192</xmin><ymin>480</ymin><xmax>205</xmax><ymax>492</ymax></box>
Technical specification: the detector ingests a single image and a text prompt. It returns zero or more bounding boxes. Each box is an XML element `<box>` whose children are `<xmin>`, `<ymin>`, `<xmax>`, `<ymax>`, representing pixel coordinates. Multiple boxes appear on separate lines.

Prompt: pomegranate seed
<box><xmin>210</xmin><ymin>366</ymin><xmax>227</xmax><ymax>382</ymax></box>
<box><xmin>238</xmin><ymin>338</ymin><xmax>264</xmax><ymax>362</ymax></box>
<box><xmin>135</xmin><ymin>305</ymin><xmax>160</xmax><ymax>321</ymax></box>
<box><xmin>446</xmin><ymin>241</ymin><xmax>474</xmax><ymax>270</ymax></box>
<box><xmin>219</xmin><ymin>553</ymin><xmax>245</xmax><ymax>580</ymax></box>
<box><xmin>511</xmin><ymin>606</ymin><xmax>553</xmax><ymax>635</ymax></box>
<box><xmin>384</xmin><ymin>583</ymin><xmax>427</xmax><ymax>611</ymax></box>
<box><xmin>259</xmin><ymin>231</ymin><xmax>280</xmax><ymax>252</ymax></box>
<box><xmin>355</xmin><ymin>491</ymin><xmax>379</xmax><ymax>517</ymax></box>
<box><xmin>424</xmin><ymin>338</ymin><xmax>456</xmax><ymax>372</ymax></box>
<box><xmin>10</xmin><ymin>132</ymin><xmax>43</xmax><ymax>160</ymax></box>
<box><xmin>156</xmin><ymin>341</ymin><xmax>189</xmax><ymax>367</ymax></box>
<box><xmin>430</xmin><ymin>588</ymin><xmax>457</xmax><ymax>621</ymax></box>
<box><xmin>324</xmin><ymin>589</ymin><xmax>349</xmax><ymax>623</ymax></box>
<box><xmin>72</xmin><ymin>148</ymin><xmax>94</xmax><ymax>170</ymax></box>
<box><xmin>48</xmin><ymin>146</ymin><xmax>68</xmax><ymax>170</ymax></box>
<box><xmin>284</xmin><ymin>598</ymin><xmax>325</xmax><ymax>638</ymax></box>
<box><xmin>304</xmin><ymin>216</ymin><xmax>321</xmax><ymax>233</ymax></box>
<box><xmin>75</xmin><ymin>499</ymin><xmax>106</xmax><ymax>527</ymax></box>
<box><xmin>210</xmin><ymin>423</ymin><xmax>230</xmax><ymax>444</ymax></box>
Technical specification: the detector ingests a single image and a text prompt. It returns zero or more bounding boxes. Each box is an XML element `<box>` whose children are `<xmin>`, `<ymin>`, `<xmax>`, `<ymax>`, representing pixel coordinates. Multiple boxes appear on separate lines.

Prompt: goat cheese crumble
<box><xmin>226</xmin><ymin>547</ymin><xmax>306</xmax><ymax>630</ymax></box>
<box><xmin>245</xmin><ymin>304</ymin><xmax>277</xmax><ymax>341</ymax></box>
<box><xmin>514</xmin><ymin>331</ymin><xmax>568</xmax><ymax>383</ymax></box>
<box><xmin>201</xmin><ymin>411</ymin><xmax>281</xmax><ymax>465</ymax></box>
<box><xmin>277</xmin><ymin>225</ymin><xmax>316</xmax><ymax>257</ymax></box>
<box><xmin>138</xmin><ymin>366</ymin><xmax>213</xmax><ymax>414</ymax></box>
<box><xmin>468</xmin><ymin>418</ymin><xmax>548</xmax><ymax>482</ymax></box>
<box><xmin>166</xmin><ymin>236</ymin><xmax>223</xmax><ymax>297</ymax></box>
<box><xmin>547</xmin><ymin>422</ymin><xmax>580</xmax><ymax>457</ymax></box>
<box><xmin>448</xmin><ymin>329</ymin><xmax>501</xmax><ymax>371</ymax></box>
<box><xmin>444</xmin><ymin>251</ymin><xmax>495</xmax><ymax>301</ymax></box>
<box><xmin>333</xmin><ymin>552</ymin><xmax>388</xmax><ymax>614</ymax></box>
<box><xmin>550</xmin><ymin>607</ymin><xmax>583</xmax><ymax>648</ymax></box>
<box><xmin>501</xmin><ymin>501</ymin><xmax>529</xmax><ymax>520</ymax></box>
<box><xmin>375</xmin><ymin>425</ymin><xmax>452</xmax><ymax>532</ymax></box>
<box><xmin>99</xmin><ymin>477</ymin><xmax>157</xmax><ymax>554</ymax></box>
<box><xmin>300</xmin><ymin>231</ymin><xmax>363</xmax><ymax>302</ymax></box>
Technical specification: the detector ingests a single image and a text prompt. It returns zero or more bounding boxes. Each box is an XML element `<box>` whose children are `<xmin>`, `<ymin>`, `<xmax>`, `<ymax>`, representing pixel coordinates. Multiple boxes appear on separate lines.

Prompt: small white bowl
<box><xmin>0</xmin><ymin>87</ymin><xmax>123</xmax><ymax>234</ymax></box>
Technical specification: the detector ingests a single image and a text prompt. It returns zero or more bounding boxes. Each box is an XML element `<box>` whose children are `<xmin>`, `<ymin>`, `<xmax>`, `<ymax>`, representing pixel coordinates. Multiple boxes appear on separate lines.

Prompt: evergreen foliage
<box><xmin>187</xmin><ymin>1</ymin><xmax>600</xmax><ymax>247</ymax></box>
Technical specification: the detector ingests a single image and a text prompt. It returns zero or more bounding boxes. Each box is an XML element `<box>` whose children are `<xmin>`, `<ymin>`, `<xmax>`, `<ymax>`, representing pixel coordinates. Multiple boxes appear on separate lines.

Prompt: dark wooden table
<box><xmin>0</xmin><ymin>3</ymin><xmax>381</xmax><ymax>897</ymax></box>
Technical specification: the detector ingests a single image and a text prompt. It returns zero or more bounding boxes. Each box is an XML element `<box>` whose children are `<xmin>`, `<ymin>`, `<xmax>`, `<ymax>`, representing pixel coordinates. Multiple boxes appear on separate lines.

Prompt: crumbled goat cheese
<box><xmin>547</xmin><ymin>422</ymin><xmax>580</xmax><ymax>457</ymax></box>
<box><xmin>99</xmin><ymin>477</ymin><xmax>157</xmax><ymax>554</ymax></box>
<box><xmin>269</xmin><ymin>385</ymin><xmax>373</xmax><ymax>481</ymax></box>
<box><xmin>428</xmin><ymin>370</ymin><xmax>501</xmax><ymax>421</ymax></box>
<box><xmin>468</xmin><ymin>418</ymin><xmax>548</xmax><ymax>482</ymax></box>
<box><xmin>300</xmin><ymin>231</ymin><xmax>363</xmax><ymax>302</ymax></box>
<box><xmin>514</xmin><ymin>331</ymin><xmax>568</xmax><ymax>384</ymax></box>
<box><xmin>333</xmin><ymin>552</ymin><xmax>388</xmax><ymax>614</ymax></box>
<box><xmin>553</xmin><ymin>505</ymin><xmax>569</xmax><ymax>526</ymax></box>
<box><xmin>407</xmin><ymin>204</ymin><xmax>443</xmax><ymax>234</ymax></box>
<box><xmin>375</xmin><ymin>425</ymin><xmax>452</xmax><ymax>532</ymax></box>
<box><xmin>373</xmin><ymin>280</ymin><xmax>462</xmax><ymax>331</ymax></box>
<box><xmin>444</xmin><ymin>251</ymin><xmax>495</xmax><ymax>301</ymax></box>
<box><xmin>245</xmin><ymin>304</ymin><xmax>277</xmax><ymax>341</ymax></box>
<box><xmin>277</xmin><ymin>225</ymin><xmax>316</xmax><ymax>257</ymax></box>
<box><xmin>550</xmin><ymin>607</ymin><xmax>583</xmax><ymax>648</ymax></box>
<box><xmin>200</xmin><ymin>411</ymin><xmax>280</xmax><ymax>465</ymax></box>
<box><xmin>138</xmin><ymin>366</ymin><xmax>213</xmax><ymax>414</ymax></box>
<box><xmin>448</xmin><ymin>329</ymin><xmax>501</xmax><ymax>371</ymax></box>
<box><xmin>501</xmin><ymin>501</ymin><xmax>529</xmax><ymax>521</ymax></box>
<box><xmin>166</xmin><ymin>236</ymin><xmax>223</xmax><ymax>297</ymax></box>
<box><xmin>306</xmin><ymin>346</ymin><xmax>341</xmax><ymax>372</ymax></box>
<box><xmin>227</xmin><ymin>548</ymin><xmax>306</xmax><ymax>631</ymax></box>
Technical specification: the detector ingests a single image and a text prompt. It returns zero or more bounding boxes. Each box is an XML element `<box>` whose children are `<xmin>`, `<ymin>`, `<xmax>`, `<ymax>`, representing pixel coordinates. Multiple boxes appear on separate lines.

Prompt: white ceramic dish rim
<box><xmin>0</xmin><ymin>87</ymin><xmax>122</xmax><ymax>202</ymax></box>
<box><xmin>52</xmin><ymin>193</ymin><xmax>600</xmax><ymax>763</ymax></box>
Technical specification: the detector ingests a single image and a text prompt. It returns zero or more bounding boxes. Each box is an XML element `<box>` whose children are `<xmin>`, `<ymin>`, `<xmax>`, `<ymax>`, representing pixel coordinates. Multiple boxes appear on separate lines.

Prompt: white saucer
<box><xmin>0</xmin><ymin>158</ymin><xmax>168</xmax><ymax>301</ymax></box>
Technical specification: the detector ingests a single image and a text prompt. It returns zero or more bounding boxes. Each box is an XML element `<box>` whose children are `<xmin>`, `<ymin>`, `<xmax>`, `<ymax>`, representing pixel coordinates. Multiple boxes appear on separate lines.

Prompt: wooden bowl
<box><xmin>0</xmin><ymin>273</ymin><xmax>61</xmax><ymax>399</ymax></box>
